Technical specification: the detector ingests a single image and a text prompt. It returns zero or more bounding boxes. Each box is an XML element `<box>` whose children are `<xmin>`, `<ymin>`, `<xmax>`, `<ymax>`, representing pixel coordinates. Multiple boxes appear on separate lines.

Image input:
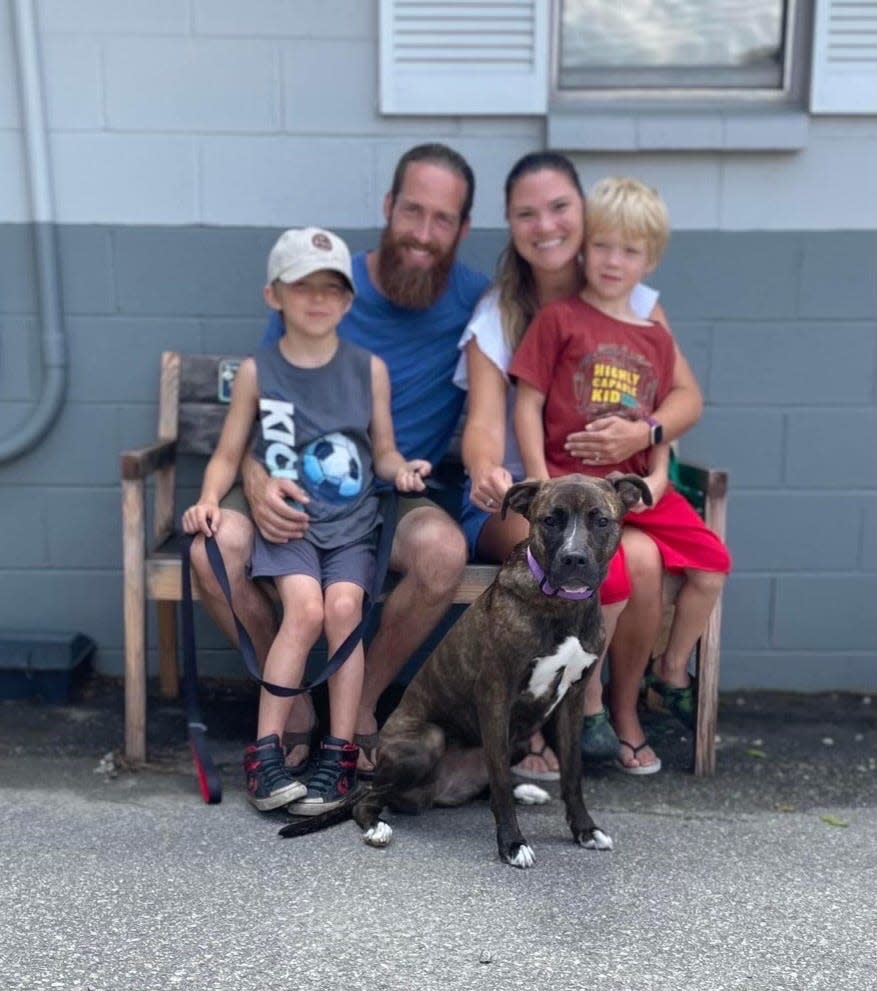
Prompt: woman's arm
<box><xmin>655</xmin><ymin>340</ymin><xmax>703</xmax><ymax>442</ymax></box>
<box><xmin>461</xmin><ymin>339</ymin><xmax>514</xmax><ymax>509</ymax></box>
<box><xmin>514</xmin><ymin>381</ymin><xmax>550</xmax><ymax>480</ymax></box>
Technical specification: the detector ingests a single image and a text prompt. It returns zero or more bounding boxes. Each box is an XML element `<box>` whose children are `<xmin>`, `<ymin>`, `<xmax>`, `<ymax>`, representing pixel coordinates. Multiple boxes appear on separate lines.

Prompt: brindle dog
<box><xmin>351</xmin><ymin>473</ymin><xmax>650</xmax><ymax>868</ymax></box>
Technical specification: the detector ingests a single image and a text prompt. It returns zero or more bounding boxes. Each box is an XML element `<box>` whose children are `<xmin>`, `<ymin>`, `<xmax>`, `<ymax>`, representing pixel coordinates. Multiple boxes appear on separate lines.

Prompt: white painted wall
<box><xmin>1</xmin><ymin>0</ymin><xmax>875</xmax><ymax>230</ymax></box>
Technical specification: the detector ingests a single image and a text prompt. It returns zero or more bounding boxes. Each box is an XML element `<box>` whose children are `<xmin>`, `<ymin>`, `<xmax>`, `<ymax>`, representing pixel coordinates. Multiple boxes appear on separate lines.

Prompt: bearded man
<box><xmin>189</xmin><ymin>144</ymin><xmax>489</xmax><ymax>776</ymax></box>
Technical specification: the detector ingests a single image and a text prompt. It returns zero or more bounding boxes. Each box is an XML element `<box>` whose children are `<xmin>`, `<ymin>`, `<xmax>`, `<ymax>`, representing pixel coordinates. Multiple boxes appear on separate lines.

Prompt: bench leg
<box><xmin>157</xmin><ymin>601</ymin><xmax>179</xmax><ymax>699</ymax></box>
<box><xmin>693</xmin><ymin>594</ymin><xmax>723</xmax><ymax>776</ymax></box>
<box><xmin>122</xmin><ymin>480</ymin><xmax>147</xmax><ymax>763</ymax></box>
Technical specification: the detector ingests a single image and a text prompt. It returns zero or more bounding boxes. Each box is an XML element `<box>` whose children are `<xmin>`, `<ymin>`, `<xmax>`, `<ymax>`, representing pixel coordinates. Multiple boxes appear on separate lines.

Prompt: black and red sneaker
<box><xmin>244</xmin><ymin>734</ymin><xmax>307</xmax><ymax>811</ymax></box>
<box><xmin>286</xmin><ymin>736</ymin><xmax>359</xmax><ymax>816</ymax></box>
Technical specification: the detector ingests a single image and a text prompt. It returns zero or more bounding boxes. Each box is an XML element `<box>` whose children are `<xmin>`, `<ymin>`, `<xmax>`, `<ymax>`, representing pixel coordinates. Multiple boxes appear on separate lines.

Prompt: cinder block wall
<box><xmin>0</xmin><ymin>1</ymin><xmax>874</xmax><ymax>690</ymax></box>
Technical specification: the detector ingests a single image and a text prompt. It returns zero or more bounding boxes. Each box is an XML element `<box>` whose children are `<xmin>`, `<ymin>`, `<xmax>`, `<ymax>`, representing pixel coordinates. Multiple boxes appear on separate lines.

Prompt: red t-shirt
<box><xmin>509</xmin><ymin>296</ymin><xmax>675</xmax><ymax>478</ymax></box>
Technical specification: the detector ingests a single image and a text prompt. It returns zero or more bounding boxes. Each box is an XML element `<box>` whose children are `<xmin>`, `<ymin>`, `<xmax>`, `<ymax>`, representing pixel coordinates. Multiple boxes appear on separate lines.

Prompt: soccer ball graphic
<box><xmin>300</xmin><ymin>432</ymin><xmax>363</xmax><ymax>504</ymax></box>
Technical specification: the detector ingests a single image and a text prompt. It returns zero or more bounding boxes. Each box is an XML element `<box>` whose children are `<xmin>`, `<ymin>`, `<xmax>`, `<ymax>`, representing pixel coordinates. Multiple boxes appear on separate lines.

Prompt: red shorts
<box><xmin>599</xmin><ymin>487</ymin><xmax>732</xmax><ymax>606</ymax></box>
<box><xmin>599</xmin><ymin>544</ymin><xmax>631</xmax><ymax>605</ymax></box>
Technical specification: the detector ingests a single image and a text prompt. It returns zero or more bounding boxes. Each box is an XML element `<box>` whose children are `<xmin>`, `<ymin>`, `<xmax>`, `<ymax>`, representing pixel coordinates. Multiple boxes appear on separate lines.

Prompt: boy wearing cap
<box><xmin>182</xmin><ymin>227</ymin><xmax>431</xmax><ymax>813</ymax></box>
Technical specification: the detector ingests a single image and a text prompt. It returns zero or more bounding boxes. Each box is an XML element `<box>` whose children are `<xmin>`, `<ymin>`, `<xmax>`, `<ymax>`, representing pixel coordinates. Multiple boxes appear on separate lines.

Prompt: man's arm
<box><xmin>241</xmin><ymin>451</ymin><xmax>310</xmax><ymax>544</ymax></box>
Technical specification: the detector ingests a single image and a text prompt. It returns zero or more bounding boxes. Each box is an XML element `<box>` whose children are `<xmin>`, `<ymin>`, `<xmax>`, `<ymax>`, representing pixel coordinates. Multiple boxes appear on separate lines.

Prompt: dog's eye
<box><xmin>540</xmin><ymin>513</ymin><xmax>561</xmax><ymax>528</ymax></box>
<box><xmin>597</xmin><ymin>515</ymin><xmax>610</xmax><ymax>528</ymax></box>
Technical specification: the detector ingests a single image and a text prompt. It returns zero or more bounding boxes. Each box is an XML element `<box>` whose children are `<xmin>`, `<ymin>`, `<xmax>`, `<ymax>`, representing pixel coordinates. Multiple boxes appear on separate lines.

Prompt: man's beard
<box><xmin>376</xmin><ymin>226</ymin><xmax>458</xmax><ymax>309</ymax></box>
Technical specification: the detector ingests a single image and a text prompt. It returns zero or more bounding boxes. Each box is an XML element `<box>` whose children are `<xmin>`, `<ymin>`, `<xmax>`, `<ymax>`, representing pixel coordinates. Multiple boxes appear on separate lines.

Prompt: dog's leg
<box><xmin>554</xmin><ymin>683</ymin><xmax>612</xmax><ymax>851</ymax></box>
<box><xmin>353</xmin><ymin>720</ymin><xmax>445</xmax><ymax>849</ymax></box>
<box><xmin>476</xmin><ymin>693</ymin><xmax>535</xmax><ymax>869</ymax></box>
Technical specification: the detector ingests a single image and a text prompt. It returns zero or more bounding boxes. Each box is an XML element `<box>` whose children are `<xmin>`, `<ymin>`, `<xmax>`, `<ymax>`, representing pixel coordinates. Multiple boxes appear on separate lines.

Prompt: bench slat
<box><xmin>146</xmin><ymin>556</ymin><xmax>499</xmax><ymax>605</ymax></box>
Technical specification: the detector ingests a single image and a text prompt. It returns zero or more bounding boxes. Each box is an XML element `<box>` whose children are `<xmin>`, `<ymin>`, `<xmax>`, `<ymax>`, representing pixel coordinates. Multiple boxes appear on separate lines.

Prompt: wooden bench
<box><xmin>121</xmin><ymin>351</ymin><xmax>728</xmax><ymax>775</ymax></box>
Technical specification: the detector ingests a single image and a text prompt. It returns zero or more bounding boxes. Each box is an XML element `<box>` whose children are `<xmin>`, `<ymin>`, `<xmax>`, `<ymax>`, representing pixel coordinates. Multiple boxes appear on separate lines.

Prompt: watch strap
<box><xmin>645</xmin><ymin>416</ymin><xmax>663</xmax><ymax>446</ymax></box>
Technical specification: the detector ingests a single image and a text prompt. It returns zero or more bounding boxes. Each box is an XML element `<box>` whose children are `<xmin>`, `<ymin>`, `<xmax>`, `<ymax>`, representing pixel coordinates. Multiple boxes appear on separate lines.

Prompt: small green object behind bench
<box><xmin>120</xmin><ymin>351</ymin><xmax>728</xmax><ymax>776</ymax></box>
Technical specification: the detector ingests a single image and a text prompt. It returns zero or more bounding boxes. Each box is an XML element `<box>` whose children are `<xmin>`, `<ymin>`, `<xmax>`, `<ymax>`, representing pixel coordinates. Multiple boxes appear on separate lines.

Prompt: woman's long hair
<box><xmin>495</xmin><ymin>151</ymin><xmax>584</xmax><ymax>352</ymax></box>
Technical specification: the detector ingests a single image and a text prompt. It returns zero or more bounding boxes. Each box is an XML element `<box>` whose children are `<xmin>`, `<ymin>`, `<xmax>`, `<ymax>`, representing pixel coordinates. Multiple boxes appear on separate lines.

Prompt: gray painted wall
<box><xmin>0</xmin><ymin>223</ymin><xmax>874</xmax><ymax>691</ymax></box>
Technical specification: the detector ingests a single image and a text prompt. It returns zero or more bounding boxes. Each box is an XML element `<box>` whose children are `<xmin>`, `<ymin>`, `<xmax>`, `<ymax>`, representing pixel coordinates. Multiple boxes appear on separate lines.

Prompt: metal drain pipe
<box><xmin>0</xmin><ymin>0</ymin><xmax>68</xmax><ymax>463</ymax></box>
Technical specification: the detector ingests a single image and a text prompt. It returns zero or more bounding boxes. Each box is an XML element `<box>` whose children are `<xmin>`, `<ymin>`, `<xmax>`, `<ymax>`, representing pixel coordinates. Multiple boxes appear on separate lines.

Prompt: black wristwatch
<box><xmin>646</xmin><ymin>416</ymin><xmax>664</xmax><ymax>446</ymax></box>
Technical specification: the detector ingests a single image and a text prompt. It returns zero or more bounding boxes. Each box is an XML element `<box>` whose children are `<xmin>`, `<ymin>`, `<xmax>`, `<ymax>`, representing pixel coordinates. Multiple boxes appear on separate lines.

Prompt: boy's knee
<box><xmin>324</xmin><ymin>589</ymin><xmax>364</xmax><ymax>630</ymax></box>
<box><xmin>688</xmin><ymin>569</ymin><xmax>726</xmax><ymax>595</ymax></box>
<box><xmin>280</xmin><ymin>597</ymin><xmax>324</xmax><ymax>641</ymax></box>
<box><xmin>621</xmin><ymin>530</ymin><xmax>661</xmax><ymax>584</ymax></box>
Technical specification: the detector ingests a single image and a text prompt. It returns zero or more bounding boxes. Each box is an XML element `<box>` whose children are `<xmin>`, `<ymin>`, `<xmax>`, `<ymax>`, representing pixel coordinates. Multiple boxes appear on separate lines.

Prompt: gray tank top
<box><xmin>252</xmin><ymin>339</ymin><xmax>379</xmax><ymax>549</ymax></box>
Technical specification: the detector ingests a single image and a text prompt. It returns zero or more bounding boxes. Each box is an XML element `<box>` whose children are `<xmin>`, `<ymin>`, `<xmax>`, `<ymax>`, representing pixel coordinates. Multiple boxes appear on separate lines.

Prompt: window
<box><xmin>379</xmin><ymin>0</ymin><xmax>877</xmax><ymax>125</ymax></box>
<box><xmin>558</xmin><ymin>0</ymin><xmax>793</xmax><ymax>96</ymax></box>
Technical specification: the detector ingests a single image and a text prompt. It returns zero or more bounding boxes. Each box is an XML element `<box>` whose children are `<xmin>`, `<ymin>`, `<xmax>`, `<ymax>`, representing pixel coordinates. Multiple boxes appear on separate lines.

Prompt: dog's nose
<box><xmin>560</xmin><ymin>551</ymin><xmax>587</xmax><ymax>569</ymax></box>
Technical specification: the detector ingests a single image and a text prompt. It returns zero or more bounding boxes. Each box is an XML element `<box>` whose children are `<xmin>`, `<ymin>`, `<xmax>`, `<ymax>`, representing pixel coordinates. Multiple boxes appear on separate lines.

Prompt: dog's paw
<box><xmin>362</xmin><ymin>820</ymin><xmax>393</xmax><ymax>848</ymax></box>
<box><xmin>505</xmin><ymin>842</ymin><xmax>536</xmax><ymax>869</ymax></box>
<box><xmin>513</xmin><ymin>782</ymin><xmax>550</xmax><ymax>806</ymax></box>
<box><xmin>576</xmin><ymin>827</ymin><xmax>613</xmax><ymax>851</ymax></box>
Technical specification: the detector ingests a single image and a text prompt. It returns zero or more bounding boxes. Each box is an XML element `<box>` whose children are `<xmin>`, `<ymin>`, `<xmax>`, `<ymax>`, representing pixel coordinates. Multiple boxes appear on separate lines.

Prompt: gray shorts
<box><xmin>250</xmin><ymin>533</ymin><xmax>377</xmax><ymax>593</ymax></box>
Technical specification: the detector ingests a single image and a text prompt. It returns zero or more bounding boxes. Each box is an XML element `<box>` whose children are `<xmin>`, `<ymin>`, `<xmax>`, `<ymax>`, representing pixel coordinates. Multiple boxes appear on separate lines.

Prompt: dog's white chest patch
<box><xmin>525</xmin><ymin>636</ymin><xmax>597</xmax><ymax>715</ymax></box>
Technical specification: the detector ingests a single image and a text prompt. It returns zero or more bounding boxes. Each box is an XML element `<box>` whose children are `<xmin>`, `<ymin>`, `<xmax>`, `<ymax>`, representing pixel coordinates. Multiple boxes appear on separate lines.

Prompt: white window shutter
<box><xmin>811</xmin><ymin>0</ymin><xmax>877</xmax><ymax>114</ymax></box>
<box><xmin>379</xmin><ymin>0</ymin><xmax>549</xmax><ymax>115</ymax></box>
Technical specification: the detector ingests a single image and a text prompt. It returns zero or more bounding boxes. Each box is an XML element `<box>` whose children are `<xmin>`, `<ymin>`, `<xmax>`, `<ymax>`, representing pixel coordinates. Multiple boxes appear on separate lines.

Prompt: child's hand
<box><xmin>395</xmin><ymin>459</ymin><xmax>431</xmax><ymax>493</ymax></box>
<box><xmin>182</xmin><ymin>501</ymin><xmax>221</xmax><ymax>537</ymax></box>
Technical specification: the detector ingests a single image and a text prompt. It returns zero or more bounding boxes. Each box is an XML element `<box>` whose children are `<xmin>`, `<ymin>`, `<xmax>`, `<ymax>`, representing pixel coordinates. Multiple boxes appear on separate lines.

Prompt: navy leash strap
<box><xmin>179</xmin><ymin>488</ymin><xmax>399</xmax><ymax>803</ymax></box>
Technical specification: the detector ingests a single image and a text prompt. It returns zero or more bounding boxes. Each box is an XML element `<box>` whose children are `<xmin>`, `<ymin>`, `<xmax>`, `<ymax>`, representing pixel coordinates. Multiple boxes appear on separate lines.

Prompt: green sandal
<box><xmin>644</xmin><ymin>669</ymin><xmax>697</xmax><ymax>731</ymax></box>
<box><xmin>580</xmin><ymin>708</ymin><xmax>621</xmax><ymax>762</ymax></box>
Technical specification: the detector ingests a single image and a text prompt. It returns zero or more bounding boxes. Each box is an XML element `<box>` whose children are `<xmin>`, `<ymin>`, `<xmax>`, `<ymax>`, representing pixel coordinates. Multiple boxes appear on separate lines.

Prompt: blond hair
<box><xmin>586</xmin><ymin>176</ymin><xmax>670</xmax><ymax>265</ymax></box>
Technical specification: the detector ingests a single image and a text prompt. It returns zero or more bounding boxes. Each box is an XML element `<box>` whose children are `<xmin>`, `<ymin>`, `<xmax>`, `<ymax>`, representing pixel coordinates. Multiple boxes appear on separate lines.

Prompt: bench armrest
<box><xmin>674</xmin><ymin>459</ymin><xmax>729</xmax><ymax>542</ymax></box>
<box><xmin>121</xmin><ymin>438</ymin><xmax>177</xmax><ymax>480</ymax></box>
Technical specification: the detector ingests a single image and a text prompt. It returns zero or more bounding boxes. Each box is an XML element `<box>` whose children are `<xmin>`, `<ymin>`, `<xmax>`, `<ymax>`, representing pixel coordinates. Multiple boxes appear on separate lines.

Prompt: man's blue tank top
<box><xmin>262</xmin><ymin>251</ymin><xmax>488</xmax><ymax>467</ymax></box>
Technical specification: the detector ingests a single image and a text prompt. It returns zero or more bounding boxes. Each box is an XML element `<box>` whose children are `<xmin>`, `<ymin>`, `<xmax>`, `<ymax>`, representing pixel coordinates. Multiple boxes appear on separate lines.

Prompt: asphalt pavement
<box><xmin>0</xmin><ymin>676</ymin><xmax>875</xmax><ymax>991</ymax></box>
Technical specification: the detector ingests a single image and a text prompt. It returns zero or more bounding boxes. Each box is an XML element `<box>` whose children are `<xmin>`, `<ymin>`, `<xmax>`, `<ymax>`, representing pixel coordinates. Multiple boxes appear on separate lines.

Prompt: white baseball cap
<box><xmin>267</xmin><ymin>226</ymin><xmax>354</xmax><ymax>292</ymax></box>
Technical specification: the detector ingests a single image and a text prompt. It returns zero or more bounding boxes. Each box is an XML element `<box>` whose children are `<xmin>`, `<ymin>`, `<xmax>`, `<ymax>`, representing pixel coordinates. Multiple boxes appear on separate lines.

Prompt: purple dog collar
<box><xmin>526</xmin><ymin>548</ymin><xmax>594</xmax><ymax>601</ymax></box>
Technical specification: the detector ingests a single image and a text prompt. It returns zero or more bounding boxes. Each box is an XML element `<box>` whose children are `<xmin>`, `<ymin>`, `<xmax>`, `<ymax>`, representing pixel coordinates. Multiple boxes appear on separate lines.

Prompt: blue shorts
<box><xmin>459</xmin><ymin>477</ymin><xmax>498</xmax><ymax>561</ymax></box>
<box><xmin>250</xmin><ymin>533</ymin><xmax>377</xmax><ymax>593</ymax></box>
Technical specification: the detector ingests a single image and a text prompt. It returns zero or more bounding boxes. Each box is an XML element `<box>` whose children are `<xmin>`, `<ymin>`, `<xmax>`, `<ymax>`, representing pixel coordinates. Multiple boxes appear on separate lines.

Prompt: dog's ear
<box><xmin>611</xmin><ymin>473</ymin><xmax>653</xmax><ymax>511</ymax></box>
<box><xmin>502</xmin><ymin>478</ymin><xmax>543</xmax><ymax>520</ymax></box>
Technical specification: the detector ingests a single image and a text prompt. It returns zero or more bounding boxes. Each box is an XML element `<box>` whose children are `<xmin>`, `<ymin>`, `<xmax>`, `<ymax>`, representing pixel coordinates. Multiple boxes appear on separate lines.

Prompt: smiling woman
<box><xmin>559</xmin><ymin>0</ymin><xmax>789</xmax><ymax>90</ymax></box>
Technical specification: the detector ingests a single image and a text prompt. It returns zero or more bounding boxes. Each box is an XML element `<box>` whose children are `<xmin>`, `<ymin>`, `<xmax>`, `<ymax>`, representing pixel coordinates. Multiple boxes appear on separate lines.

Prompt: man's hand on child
<box><xmin>182</xmin><ymin>502</ymin><xmax>221</xmax><ymax>537</ymax></box>
<box><xmin>395</xmin><ymin>460</ymin><xmax>431</xmax><ymax>493</ymax></box>
<box><xmin>252</xmin><ymin>476</ymin><xmax>310</xmax><ymax>544</ymax></box>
